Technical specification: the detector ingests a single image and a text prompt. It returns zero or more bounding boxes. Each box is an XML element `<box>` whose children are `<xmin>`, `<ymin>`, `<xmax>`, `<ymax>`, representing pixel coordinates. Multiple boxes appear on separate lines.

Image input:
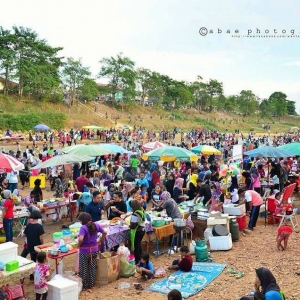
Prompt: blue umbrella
<box><xmin>244</xmin><ymin>146</ymin><xmax>293</xmax><ymax>158</ymax></box>
<box><xmin>34</xmin><ymin>124</ymin><xmax>50</xmax><ymax>131</ymax></box>
<box><xmin>100</xmin><ymin>144</ymin><xmax>132</xmax><ymax>154</ymax></box>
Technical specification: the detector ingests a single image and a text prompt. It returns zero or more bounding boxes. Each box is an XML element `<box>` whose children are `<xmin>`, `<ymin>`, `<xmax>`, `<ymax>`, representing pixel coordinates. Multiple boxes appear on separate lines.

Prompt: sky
<box><xmin>2</xmin><ymin>0</ymin><xmax>300</xmax><ymax>111</ymax></box>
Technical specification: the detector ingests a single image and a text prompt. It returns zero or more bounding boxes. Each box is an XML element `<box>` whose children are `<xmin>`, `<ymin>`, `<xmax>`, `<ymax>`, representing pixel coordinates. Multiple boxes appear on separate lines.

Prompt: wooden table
<box><xmin>153</xmin><ymin>222</ymin><xmax>175</xmax><ymax>257</ymax></box>
<box><xmin>41</xmin><ymin>202</ymin><xmax>72</xmax><ymax>222</ymax></box>
<box><xmin>0</xmin><ymin>256</ymin><xmax>35</xmax><ymax>300</ymax></box>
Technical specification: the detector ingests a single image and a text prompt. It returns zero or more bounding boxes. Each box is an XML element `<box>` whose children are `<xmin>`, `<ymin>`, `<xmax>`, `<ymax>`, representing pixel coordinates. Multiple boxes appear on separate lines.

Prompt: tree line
<box><xmin>0</xmin><ymin>26</ymin><xmax>297</xmax><ymax>117</ymax></box>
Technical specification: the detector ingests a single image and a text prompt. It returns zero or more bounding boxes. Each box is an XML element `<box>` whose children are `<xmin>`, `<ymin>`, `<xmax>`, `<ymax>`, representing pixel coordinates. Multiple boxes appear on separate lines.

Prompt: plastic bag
<box><xmin>119</xmin><ymin>256</ymin><xmax>136</xmax><ymax>277</ymax></box>
<box><xmin>51</xmin><ymin>260</ymin><xmax>64</xmax><ymax>278</ymax></box>
<box><xmin>117</xmin><ymin>245</ymin><xmax>130</xmax><ymax>260</ymax></box>
<box><xmin>154</xmin><ymin>267</ymin><xmax>166</xmax><ymax>278</ymax></box>
<box><xmin>186</xmin><ymin>215</ymin><xmax>194</xmax><ymax>231</ymax></box>
<box><xmin>189</xmin><ymin>240</ymin><xmax>196</xmax><ymax>254</ymax></box>
<box><xmin>59</xmin><ymin>205</ymin><xmax>68</xmax><ymax>219</ymax></box>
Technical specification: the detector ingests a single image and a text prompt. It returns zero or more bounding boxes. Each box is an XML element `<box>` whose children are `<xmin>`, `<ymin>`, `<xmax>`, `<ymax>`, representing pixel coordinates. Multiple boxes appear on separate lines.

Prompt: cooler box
<box><xmin>236</xmin><ymin>214</ymin><xmax>247</xmax><ymax>231</ymax></box>
<box><xmin>29</xmin><ymin>174</ymin><xmax>46</xmax><ymax>189</ymax></box>
<box><xmin>223</xmin><ymin>204</ymin><xmax>246</xmax><ymax>216</ymax></box>
<box><xmin>208</xmin><ymin>233</ymin><xmax>233</xmax><ymax>251</ymax></box>
<box><xmin>0</xmin><ymin>242</ymin><xmax>18</xmax><ymax>264</ymax></box>
<box><xmin>47</xmin><ymin>278</ymin><xmax>78</xmax><ymax>300</ymax></box>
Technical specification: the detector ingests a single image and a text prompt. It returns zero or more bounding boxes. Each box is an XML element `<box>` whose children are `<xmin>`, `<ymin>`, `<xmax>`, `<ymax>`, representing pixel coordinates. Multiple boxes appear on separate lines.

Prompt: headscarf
<box><xmin>198</xmin><ymin>171</ymin><xmax>206</xmax><ymax>181</ymax></box>
<box><xmin>211</xmin><ymin>182</ymin><xmax>221</xmax><ymax>199</ymax></box>
<box><xmin>160</xmin><ymin>191</ymin><xmax>171</xmax><ymax>201</ymax></box>
<box><xmin>255</xmin><ymin>267</ymin><xmax>280</xmax><ymax>295</ymax></box>
<box><xmin>229</xmin><ymin>176</ymin><xmax>238</xmax><ymax>192</ymax></box>
<box><xmin>150</xmin><ymin>163</ymin><xmax>157</xmax><ymax>172</ymax></box>
<box><xmin>123</xmin><ymin>182</ymin><xmax>133</xmax><ymax>200</ymax></box>
<box><xmin>3</xmin><ymin>190</ymin><xmax>12</xmax><ymax>199</ymax></box>
<box><xmin>189</xmin><ymin>174</ymin><xmax>198</xmax><ymax>187</ymax></box>
<box><xmin>100</xmin><ymin>169</ymin><xmax>111</xmax><ymax>180</ymax></box>
<box><xmin>13</xmin><ymin>189</ymin><xmax>19</xmax><ymax>196</ymax></box>
<box><xmin>174</xmin><ymin>178</ymin><xmax>184</xmax><ymax>189</ymax></box>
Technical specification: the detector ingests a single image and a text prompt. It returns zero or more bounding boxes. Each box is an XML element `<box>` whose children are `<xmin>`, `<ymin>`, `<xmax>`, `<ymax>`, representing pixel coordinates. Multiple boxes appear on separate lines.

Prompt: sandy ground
<box><xmin>2</xmin><ymin>139</ymin><xmax>300</xmax><ymax>299</ymax></box>
<box><xmin>7</xmin><ymin>180</ymin><xmax>300</xmax><ymax>300</ymax></box>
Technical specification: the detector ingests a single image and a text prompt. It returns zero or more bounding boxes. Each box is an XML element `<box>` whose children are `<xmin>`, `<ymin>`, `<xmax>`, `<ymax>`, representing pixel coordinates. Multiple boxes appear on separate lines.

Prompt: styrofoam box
<box><xmin>209</xmin><ymin>233</ymin><xmax>233</xmax><ymax>251</ymax></box>
<box><xmin>207</xmin><ymin>217</ymin><xmax>230</xmax><ymax>231</ymax></box>
<box><xmin>0</xmin><ymin>242</ymin><xmax>18</xmax><ymax>264</ymax></box>
<box><xmin>47</xmin><ymin>278</ymin><xmax>78</xmax><ymax>300</ymax></box>
<box><xmin>223</xmin><ymin>204</ymin><xmax>246</xmax><ymax>216</ymax></box>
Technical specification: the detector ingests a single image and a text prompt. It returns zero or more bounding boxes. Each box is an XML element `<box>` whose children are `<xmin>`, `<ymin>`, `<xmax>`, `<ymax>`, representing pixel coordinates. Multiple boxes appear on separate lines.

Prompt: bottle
<box><xmin>59</xmin><ymin>238</ymin><xmax>65</xmax><ymax>247</ymax></box>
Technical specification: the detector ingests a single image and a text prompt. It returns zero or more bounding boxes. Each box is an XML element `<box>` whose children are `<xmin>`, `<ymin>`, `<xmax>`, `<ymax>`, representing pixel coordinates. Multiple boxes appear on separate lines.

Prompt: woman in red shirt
<box><xmin>2</xmin><ymin>190</ymin><xmax>14</xmax><ymax>242</ymax></box>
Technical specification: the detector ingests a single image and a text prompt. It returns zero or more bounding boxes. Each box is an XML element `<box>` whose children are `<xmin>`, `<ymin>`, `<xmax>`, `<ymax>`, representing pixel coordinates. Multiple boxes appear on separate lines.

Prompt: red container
<box><xmin>236</xmin><ymin>214</ymin><xmax>247</xmax><ymax>231</ymax></box>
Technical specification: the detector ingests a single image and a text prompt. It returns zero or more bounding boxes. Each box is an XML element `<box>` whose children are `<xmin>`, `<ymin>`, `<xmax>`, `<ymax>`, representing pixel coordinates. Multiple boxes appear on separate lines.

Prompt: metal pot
<box><xmin>173</xmin><ymin>218</ymin><xmax>187</xmax><ymax>227</ymax></box>
<box><xmin>49</xmin><ymin>248</ymin><xmax>60</xmax><ymax>256</ymax></box>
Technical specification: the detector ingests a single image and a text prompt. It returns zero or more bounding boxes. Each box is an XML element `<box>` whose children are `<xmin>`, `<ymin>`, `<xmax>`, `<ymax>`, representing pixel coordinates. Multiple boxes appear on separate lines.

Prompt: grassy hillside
<box><xmin>0</xmin><ymin>94</ymin><xmax>298</xmax><ymax>134</ymax></box>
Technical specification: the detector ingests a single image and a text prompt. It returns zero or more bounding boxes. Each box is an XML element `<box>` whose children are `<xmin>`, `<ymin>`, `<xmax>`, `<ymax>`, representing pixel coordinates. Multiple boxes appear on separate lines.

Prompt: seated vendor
<box><xmin>104</xmin><ymin>191</ymin><xmax>127</xmax><ymax>220</ymax></box>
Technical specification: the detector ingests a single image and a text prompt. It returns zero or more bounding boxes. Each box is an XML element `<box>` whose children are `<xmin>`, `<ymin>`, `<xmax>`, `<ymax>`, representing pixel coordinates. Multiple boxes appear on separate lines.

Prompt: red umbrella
<box><xmin>142</xmin><ymin>141</ymin><xmax>166</xmax><ymax>152</ymax></box>
<box><xmin>0</xmin><ymin>153</ymin><xmax>24</xmax><ymax>173</ymax></box>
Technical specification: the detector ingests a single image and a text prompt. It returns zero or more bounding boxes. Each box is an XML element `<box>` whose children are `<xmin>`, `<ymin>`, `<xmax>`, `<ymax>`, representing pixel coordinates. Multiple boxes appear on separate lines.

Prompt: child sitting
<box><xmin>136</xmin><ymin>252</ymin><xmax>155</xmax><ymax>279</ymax></box>
<box><xmin>277</xmin><ymin>225</ymin><xmax>293</xmax><ymax>251</ymax></box>
<box><xmin>33</xmin><ymin>251</ymin><xmax>50</xmax><ymax>300</ymax></box>
<box><xmin>170</xmin><ymin>245</ymin><xmax>193</xmax><ymax>272</ymax></box>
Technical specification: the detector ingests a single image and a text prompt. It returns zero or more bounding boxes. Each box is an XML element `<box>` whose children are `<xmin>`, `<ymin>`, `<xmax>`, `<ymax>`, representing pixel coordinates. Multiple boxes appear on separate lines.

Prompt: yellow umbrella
<box><xmin>190</xmin><ymin>145</ymin><xmax>222</xmax><ymax>155</ymax></box>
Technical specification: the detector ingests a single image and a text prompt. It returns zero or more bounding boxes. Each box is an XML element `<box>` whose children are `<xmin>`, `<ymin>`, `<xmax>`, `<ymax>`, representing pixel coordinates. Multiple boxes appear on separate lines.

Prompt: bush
<box><xmin>0</xmin><ymin>112</ymin><xmax>66</xmax><ymax>131</ymax></box>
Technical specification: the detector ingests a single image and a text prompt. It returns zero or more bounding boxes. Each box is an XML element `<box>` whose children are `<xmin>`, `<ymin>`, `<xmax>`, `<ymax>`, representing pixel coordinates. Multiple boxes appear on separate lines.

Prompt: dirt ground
<box><xmin>8</xmin><ymin>181</ymin><xmax>300</xmax><ymax>300</ymax></box>
<box><xmin>2</xmin><ymin>140</ymin><xmax>300</xmax><ymax>299</ymax></box>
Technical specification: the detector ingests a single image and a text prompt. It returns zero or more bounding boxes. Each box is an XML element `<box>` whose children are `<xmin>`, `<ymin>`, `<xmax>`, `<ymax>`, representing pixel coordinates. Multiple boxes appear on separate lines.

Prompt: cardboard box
<box><xmin>96</xmin><ymin>252</ymin><xmax>120</xmax><ymax>286</ymax></box>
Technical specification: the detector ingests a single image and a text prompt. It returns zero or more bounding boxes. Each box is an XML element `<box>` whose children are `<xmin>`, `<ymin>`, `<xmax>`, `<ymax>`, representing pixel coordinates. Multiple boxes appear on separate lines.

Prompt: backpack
<box><xmin>250</xmin><ymin>167</ymin><xmax>259</xmax><ymax>179</ymax></box>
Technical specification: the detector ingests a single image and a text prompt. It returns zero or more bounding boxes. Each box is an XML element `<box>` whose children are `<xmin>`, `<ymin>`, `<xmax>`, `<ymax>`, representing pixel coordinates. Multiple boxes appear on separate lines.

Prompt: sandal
<box><xmin>227</xmin><ymin>268</ymin><xmax>236</xmax><ymax>274</ymax></box>
<box><xmin>236</xmin><ymin>272</ymin><xmax>244</xmax><ymax>279</ymax></box>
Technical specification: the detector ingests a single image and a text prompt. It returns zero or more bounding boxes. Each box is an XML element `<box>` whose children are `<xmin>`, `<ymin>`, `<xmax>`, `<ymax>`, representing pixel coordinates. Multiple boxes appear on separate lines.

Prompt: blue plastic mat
<box><xmin>147</xmin><ymin>262</ymin><xmax>227</xmax><ymax>298</ymax></box>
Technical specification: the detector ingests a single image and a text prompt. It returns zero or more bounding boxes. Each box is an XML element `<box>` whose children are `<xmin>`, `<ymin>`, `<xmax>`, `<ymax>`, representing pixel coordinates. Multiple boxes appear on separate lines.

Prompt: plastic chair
<box><xmin>277</xmin><ymin>208</ymin><xmax>299</xmax><ymax>231</ymax></box>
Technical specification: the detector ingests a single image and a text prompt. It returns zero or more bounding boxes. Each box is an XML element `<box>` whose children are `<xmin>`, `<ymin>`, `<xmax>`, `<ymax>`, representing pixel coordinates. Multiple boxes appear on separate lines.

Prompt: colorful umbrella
<box><xmin>0</xmin><ymin>153</ymin><xmax>24</xmax><ymax>172</ymax></box>
<box><xmin>142</xmin><ymin>146</ymin><xmax>198</xmax><ymax>162</ymax></box>
<box><xmin>100</xmin><ymin>144</ymin><xmax>132</xmax><ymax>154</ymax></box>
<box><xmin>190</xmin><ymin>145</ymin><xmax>222</xmax><ymax>155</ymax></box>
<box><xmin>277</xmin><ymin>143</ymin><xmax>300</xmax><ymax>156</ymax></box>
<box><xmin>142</xmin><ymin>141</ymin><xmax>166</xmax><ymax>152</ymax></box>
<box><xmin>34</xmin><ymin>124</ymin><xmax>50</xmax><ymax>131</ymax></box>
<box><xmin>82</xmin><ymin>125</ymin><xmax>105</xmax><ymax>130</ymax></box>
<box><xmin>244</xmin><ymin>146</ymin><xmax>293</xmax><ymax>158</ymax></box>
<box><xmin>32</xmin><ymin>154</ymin><xmax>94</xmax><ymax>169</ymax></box>
<box><xmin>62</xmin><ymin>144</ymin><xmax>111</xmax><ymax>156</ymax></box>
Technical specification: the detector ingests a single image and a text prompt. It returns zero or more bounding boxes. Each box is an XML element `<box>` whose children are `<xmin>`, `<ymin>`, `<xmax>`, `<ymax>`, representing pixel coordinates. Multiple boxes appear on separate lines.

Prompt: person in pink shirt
<box><xmin>238</xmin><ymin>189</ymin><xmax>263</xmax><ymax>230</ymax></box>
<box><xmin>33</xmin><ymin>251</ymin><xmax>50</xmax><ymax>300</ymax></box>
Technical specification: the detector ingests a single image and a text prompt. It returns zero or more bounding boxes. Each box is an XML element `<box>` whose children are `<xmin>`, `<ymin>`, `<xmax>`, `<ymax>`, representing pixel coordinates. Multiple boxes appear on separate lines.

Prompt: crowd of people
<box><xmin>1</xmin><ymin>127</ymin><xmax>299</xmax><ymax>299</ymax></box>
